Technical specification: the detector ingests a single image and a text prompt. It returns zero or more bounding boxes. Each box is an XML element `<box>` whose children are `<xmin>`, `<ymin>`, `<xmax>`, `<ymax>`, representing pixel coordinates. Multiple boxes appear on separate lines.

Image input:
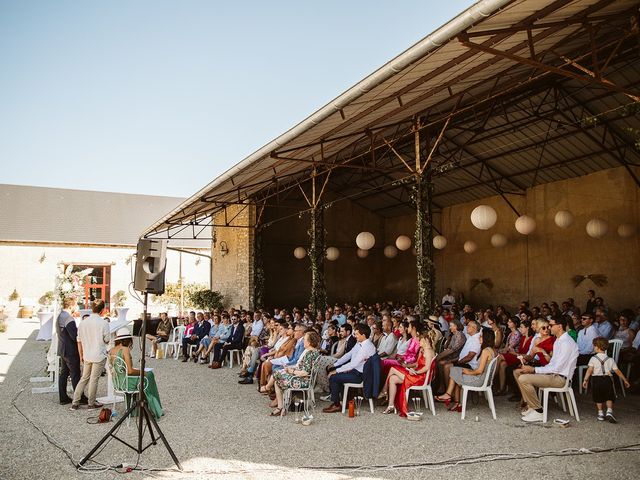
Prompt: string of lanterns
<box><xmin>292</xmin><ymin>206</ymin><xmax>635</xmax><ymax>259</ymax></box>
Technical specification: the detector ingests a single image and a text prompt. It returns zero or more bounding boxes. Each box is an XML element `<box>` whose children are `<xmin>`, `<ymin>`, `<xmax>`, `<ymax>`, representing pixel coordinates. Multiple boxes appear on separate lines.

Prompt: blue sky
<box><xmin>0</xmin><ymin>0</ymin><xmax>476</xmax><ymax>198</ymax></box>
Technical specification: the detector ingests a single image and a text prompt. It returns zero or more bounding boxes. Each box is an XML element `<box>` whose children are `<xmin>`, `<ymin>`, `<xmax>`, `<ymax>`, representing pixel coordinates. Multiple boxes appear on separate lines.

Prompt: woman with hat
<box><xmin>110</xmin><ymin>328</ymin><xmax>163</xmax><ymax>418</ymax></box>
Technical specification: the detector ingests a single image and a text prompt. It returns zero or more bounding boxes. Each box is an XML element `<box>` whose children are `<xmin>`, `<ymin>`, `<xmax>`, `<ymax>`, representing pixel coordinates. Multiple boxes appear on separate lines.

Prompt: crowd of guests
<box><xmin>155</xmin><ymin>288</ymin><xmax>638</xmax><ymax>423</ymax></box>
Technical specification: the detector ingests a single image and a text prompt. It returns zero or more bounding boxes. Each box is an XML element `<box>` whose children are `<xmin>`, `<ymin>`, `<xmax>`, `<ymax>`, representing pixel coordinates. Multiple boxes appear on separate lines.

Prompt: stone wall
<box><xmin>211</xmin><ymin>204</ymin><xmax>255</xmax><ymax>310</ymax></box>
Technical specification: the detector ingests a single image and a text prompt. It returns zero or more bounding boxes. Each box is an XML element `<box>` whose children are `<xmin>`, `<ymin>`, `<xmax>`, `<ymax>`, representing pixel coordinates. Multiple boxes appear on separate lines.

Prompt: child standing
<box><xmin>582</xmin><ymin>337</ymin><xmax>630</xmax><ymax>423</ymax></box>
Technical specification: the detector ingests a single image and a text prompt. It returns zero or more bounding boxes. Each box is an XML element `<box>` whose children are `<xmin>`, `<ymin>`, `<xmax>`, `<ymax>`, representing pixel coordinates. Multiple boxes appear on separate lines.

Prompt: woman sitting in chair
<box><xmin>110</xmin><ymin>328</ymin><xmax>163</xmax><ymax>419</ymax></box>
<box><xmin>269</xmin><ymin>331</ymin><xmax>321</xmax><ymax>416</ymax></box>
<box><xmin>378</xmin><ymin>326</ymin><xmax>437</xmax><ymax>417</ymax></box>
<box><xmin>435</xmin><ymin>327</ymin><xmax>496</xmax><ymax>412</ymax></box>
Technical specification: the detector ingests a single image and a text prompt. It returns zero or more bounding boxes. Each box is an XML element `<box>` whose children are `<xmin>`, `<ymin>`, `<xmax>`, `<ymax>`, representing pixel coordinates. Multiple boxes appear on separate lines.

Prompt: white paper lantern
<box><xmin>293</xmin><ymin>247</ymin><xmax>307</xmax><ymax>259</ymax></box>
<box><xmin>355</xmin><ymin>231</ymin><xmax>375</xmax><ymax>250</ymax></box>
<box><xmin>617</xmin><ymin>223</ymin><xmax>636</xmax><ymax>238</ymax></box>
<box><xmin>395</xmin><ymin>235</ymin><xmax>412</xmax><ymax>251</ymax></box>
<box><xmin>432</xmin><ymin>235</ymin><xmax>447</xmax><ymax>250</ymax></box>
<box><xmin>586</xmin><ymin>218</ymin><xmax>608</xmax><ymax>238</ymax></box>
<box><xmin>490</xmin><ymin>233</ymin><xmax>508</xmax><ymax>248</ymax></box>
<box><xmin>554</xmin><ymin>210</ymin><xmax>574</xmax><ymax>229</ymax></box>
<box><xmin>463</xmin><ymin>241</ymin><xmax>477</xmax><ymax>254</ymax></box>
<box><xmin>326</xmin><ymin>247</ymin><xmax>340</xmax><ymax>261</ymax></box>
<box><xmin>356</xmin><ymin>248</ymin><xmax>369</xmax><ymax>258</ymax></box>
<box><xmin>515</xmin><ymin>215</ymin><xmax>536</xmax><ymax>235</ymax></box>
<box><xmin>383</xmin><ymin>245</ymin><xmax>398</xmax><ymax>258</ymax></box>
<box><xmin>470</xmin><ymin>205</ymin><xmax>497</xmax><ymax>230</ymax></box>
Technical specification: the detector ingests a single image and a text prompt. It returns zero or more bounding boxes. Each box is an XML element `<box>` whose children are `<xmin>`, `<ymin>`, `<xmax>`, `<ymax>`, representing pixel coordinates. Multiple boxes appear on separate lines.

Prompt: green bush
<box><xmin>188</xmin><ymin>289</ymin><xmax>224</xmax><ymax>311</ymax></box>
<box><xmin>154</xmin><ymin>281</ymin><xmax>207</xmax><ymax>310</ymax></box>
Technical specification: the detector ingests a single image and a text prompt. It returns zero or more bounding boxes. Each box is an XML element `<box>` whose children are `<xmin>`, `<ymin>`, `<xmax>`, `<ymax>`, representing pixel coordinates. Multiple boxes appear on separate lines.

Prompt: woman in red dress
<box><xmin>377</xmin><ymin>327</ymin><xmax>437</xmax><ymax>417</ymax></box>
<box><xmin>496</xmin><ymin>319</ymin><xmax>532</xmax><ymax>394</ymax></box>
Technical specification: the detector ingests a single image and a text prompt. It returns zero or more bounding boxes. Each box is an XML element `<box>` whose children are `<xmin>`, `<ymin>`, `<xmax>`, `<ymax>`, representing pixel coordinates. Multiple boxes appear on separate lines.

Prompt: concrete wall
<box><xmin>0</xmin><ymin>244</ymin><xmax>211</xmax><ymax>318</ymax></box>
<box><xmin>211</xmin><ymin>205</ymin><xmax>255</xmax><ymax>310</ymax></box>
<box><xmin>436</xmin><ymin>166</ymin><xmax>639</xmax><ymax>312</ymax></box>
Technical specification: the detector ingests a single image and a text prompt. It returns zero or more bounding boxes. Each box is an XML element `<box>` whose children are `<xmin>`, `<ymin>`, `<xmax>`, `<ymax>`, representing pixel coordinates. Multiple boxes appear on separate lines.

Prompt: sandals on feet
<box><xmin>269</xmin><ymin>408</ymin><xmax>284</xmax><ymax>417</ymax></box>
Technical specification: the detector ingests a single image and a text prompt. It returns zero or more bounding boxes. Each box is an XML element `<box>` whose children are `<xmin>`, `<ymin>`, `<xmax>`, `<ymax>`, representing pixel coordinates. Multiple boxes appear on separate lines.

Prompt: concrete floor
<box><xmin>1</xmin><ymin>317</ymin><xmax>639</xmax><ymax>480</ymax></box>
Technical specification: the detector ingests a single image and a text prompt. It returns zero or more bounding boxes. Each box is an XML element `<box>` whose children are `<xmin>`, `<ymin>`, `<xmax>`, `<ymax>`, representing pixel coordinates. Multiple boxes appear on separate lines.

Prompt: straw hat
<box><xmin>114</xmin><ymin>327</ymin><xmax>132</xmax><ymax>340</ymax></box>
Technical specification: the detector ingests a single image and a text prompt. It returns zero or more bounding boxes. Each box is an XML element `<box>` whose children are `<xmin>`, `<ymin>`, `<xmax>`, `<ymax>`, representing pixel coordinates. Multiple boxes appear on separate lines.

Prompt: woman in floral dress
<box><xmin>270</xmin><ymin>331</ymin><xmax>321</xmax><ymax>416</ymax></box>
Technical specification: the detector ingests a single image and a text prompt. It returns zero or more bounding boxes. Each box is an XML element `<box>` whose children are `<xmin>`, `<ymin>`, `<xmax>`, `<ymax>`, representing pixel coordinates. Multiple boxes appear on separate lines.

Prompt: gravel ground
<box><xmin>1</xmin><ymin>317</ymin><xmax>639</xmax><ymax>480</ymax></box>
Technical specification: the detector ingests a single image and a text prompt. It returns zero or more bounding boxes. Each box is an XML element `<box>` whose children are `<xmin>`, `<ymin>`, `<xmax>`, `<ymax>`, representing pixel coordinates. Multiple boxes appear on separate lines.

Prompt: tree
<box><xmin>188</xmin><ymin>289</ymin><xmax>225</xmax><ymax>311</ymax></box>
<box><xmin>153</xmin><ymin>281</ymin><xmax>207</xmax><ymax>310</ymax></box>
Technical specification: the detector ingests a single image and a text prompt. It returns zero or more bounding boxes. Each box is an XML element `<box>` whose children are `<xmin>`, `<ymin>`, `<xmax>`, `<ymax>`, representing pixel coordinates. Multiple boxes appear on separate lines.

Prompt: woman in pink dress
<box><xmin>381</xmin><ymin>320</ymin><xmax>421</xmax><ymax>381</ymax></box>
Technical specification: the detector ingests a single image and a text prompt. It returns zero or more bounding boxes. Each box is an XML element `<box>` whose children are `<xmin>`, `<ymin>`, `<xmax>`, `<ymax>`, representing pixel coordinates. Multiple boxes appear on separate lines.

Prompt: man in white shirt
<box><xmin>249</xmin><ymin>311</ymin><xmax>264</xmax><ymax>338</ymax></box>
<box><xmin>377</xmin><ymin>318</ymin><xmax>397</xmax><ymax>359</ymax></box>
<box><xmin>70</xmin><ymin>300</ymin><xmax>110</xmax><ymax>410</ymax></box>
<box><xmin>323</xmin><ymin>324</ymin><xmax>376</xmax><ymax>413</ymax></box>
<box><xmin>515</xmin><ymin>316</ymin><xmax>578</xmax><ymax>422</ymax></box>
<box><xmin>442</xmin><ymin>288</ymin><xmax>455</xmax><ymax>306</ymax></box>
<box><xmin>438</xmin><ymin>320</ymin><xmax>480</xmax><ymax>393</ymax></box>
<box><xmin>577</xmin><ymin>313</ymin><xmax>600</xmax><ymax>365</ymax></box>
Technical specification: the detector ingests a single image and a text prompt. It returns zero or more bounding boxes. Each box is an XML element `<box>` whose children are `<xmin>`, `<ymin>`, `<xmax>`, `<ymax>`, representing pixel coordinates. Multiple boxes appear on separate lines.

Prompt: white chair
<box><xmin>341</xmin><ymin>382</ymin><xmax>375</xmax><ymax>414</ymax></box>
<box><xmin>163</xmin><ymin>325</ymin><xmax>185</xmax><ymax>359</ymax></box>
<box><xmin>460</xmin><ymin>356</ymin><xmax>498</xmax><ymax>420</ymax></box>
<box><xmin>108</xmin><ymin>355</ymin><xmax>148</xmax><ymax>423</ymax></box>
<box><xmin>539</xmin><ymin>374</ymin><xmax>580</xmax><ymax>424</ymax></box>
<box><xmin>223</xmin><ymin>349</ymin><xmax>243</xmax><ymax>368</ymax></box>
<box><xmin>608</xmin><ymin>339</ymin><xmax>624</xmax><ymax>397</ymax></box>
<box><xmin>405</xmin><ymin>355</ymin><xmax>438</xmax><ymax>416</ymax></box>
<box><xmin>283</xmin><ymin>359</ymin><xmax>321</xmax><ymax>418</ymax></box>
<box><xmin>577</xmin><ymin>364</ymin><xmax>589</xmax><ymax>394</ymax></box>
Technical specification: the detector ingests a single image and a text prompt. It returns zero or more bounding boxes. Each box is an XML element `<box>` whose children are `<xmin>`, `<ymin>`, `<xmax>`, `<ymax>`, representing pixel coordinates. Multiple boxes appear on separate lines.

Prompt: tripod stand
<box><xmin>79</xmin><ymin>292</ymin><xmax>182</xmax><ymax>471</ymax></box>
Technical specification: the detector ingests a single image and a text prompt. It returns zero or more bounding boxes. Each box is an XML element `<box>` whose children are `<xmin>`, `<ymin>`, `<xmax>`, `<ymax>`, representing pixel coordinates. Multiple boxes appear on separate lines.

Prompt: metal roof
<box><xmin>143</xmin><ymin>0</ymin><xmax>640</xmax><ymax>239</ymax></box>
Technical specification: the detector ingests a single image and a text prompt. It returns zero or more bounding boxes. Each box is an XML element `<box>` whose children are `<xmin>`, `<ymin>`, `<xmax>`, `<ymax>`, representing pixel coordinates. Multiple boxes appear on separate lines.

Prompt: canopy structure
<box><xmin>142</xmin><ymin>0</ymin><xmax>640</xmax><ymax>241</ymax></box>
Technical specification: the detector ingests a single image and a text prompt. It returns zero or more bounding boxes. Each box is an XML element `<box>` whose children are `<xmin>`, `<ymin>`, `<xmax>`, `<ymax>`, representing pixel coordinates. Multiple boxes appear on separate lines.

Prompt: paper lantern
<box><xmin>490</xmin><ymin>233</ymin><xmax>508</xmax><ymax>248</ymax></box>
<box><xmin>470</xmin><ymin>205</ymin><xmax>497</xmax><ymax>230</ymax></box>
<box><xmin>515</xmin><ymin>215</ymin><xmax>536</xmax><ymax>235</ymax></box>
<box><xmin>463</xmin><ymin>241</ymin><xmax>477</xmax><ymax>254</ymax></box>
<box><xmin>586</xmin><ymin>218</ymin><xmax>608</xmax><ymax>238</ymax></box>
<box><xmin>293</xmin><ymin>247</ymin><xmax>307</xmax><ymax>259</ymax></box>
<box><xmin>617</xmin><ymin>223</ymin><xmax>636</xmax><ymax>238</ymax></box>
<box><xmin>432</xmin><ymin>235</ymin><xmax>447</xmax><ymax>250</ymax></box>
<box><xmin>326</xmin><ymin>247</ymin><xmax>340</xmax><ymax>261</ymax></box>
<box><xmin>395</xmin><ymin>235</ymin><xmax>412</xmax><ymax>251</ymax></box>
<box><xmin>554</xmin><ymin>210</ymin><xmax>574</xmax><ymax>229</ymax></box>
<box><xmin>356</xmin><ymin>248</ymin><xmax>369</xmax><ymax>258</ymax></box>
<box><xmin>356</xmin><ymin>231</ymin><xmax>375</xmax><ymax>250</ymax></box>
<box><xmin>383</xmin><ymin>245</ymin><xmax>398</xmax><ymax>258</ymax></box>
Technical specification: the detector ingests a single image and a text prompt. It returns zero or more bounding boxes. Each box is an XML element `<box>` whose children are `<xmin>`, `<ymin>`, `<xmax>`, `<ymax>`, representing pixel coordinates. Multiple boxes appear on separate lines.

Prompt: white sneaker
<box><xmin>522</xmin><ymin>410</ymin><xmax>544</xmax><ymax>422</ymax></box>
<box><xmin>521</xmin><ymin>408</ymin><xmax>534</xmax><ymax>417</ymax></box>
<box><xmin>320</xmin><ymin>394</ymin><xmax>331</xmax><ymax>402</ymax></box>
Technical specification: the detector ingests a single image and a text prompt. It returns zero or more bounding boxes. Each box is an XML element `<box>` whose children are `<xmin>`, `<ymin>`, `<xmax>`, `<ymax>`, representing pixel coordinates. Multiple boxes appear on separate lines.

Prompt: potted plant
<box><xmin>38</xmin><ymin>291</ymin><xmax>55</xmax><ymax>312</ymax></box>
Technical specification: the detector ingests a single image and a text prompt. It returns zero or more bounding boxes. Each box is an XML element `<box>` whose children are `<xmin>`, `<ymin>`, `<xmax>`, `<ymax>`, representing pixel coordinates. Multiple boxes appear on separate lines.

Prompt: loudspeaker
<box><xmin>134</xmin><ymin>239</ymin><xmax>167</xmax><ymax>294</ymax></box>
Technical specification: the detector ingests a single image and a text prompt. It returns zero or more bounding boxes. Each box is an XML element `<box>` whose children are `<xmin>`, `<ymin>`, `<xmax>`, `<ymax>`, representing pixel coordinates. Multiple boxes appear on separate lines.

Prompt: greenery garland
<box><xmin>412</xmin><ymin>170</ymin><xmax>436</xmax><ymax>316</ymax></box>
<box><xmin>253</xmin><ymin>226</ymin><xmax>265</xmax><ymax>310</ymax></box>
<box><xmin>308</xmin><ymin>206</ymin><xmax>327</xmax><ymax>319</ymax></box>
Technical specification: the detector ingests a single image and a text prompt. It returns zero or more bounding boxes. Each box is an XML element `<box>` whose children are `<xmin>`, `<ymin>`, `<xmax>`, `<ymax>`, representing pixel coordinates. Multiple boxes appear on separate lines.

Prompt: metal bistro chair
<box><xmin>282</xmin><ymin>358</ymin><xmax>321</xmax><ymax>419</ymax></box>
<box><xmin>460</xmin><ymin>356</ymin><xmax>499</xmax><ymax>420</ymax></box>
<box><xmin>405</xmin><ymin>355</ymin><xmax>438</xmax><ymax>416</ymax></box>
<box><xmin>108</xmin><ymin>355</ymin><xmax>148</xmax><ymax>424</ymax></box>
<box><xmin>163</xmin><ymin>325</ymin><xmax>186</xmax><ymax>360</ymax></box>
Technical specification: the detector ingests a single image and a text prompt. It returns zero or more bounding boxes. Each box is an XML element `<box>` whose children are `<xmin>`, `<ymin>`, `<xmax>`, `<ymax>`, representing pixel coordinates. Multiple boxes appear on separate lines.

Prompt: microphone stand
<box><xmin>79</xmin><ymin>292</ymin><xmax>182</xmax><ymax>471</ymax></box>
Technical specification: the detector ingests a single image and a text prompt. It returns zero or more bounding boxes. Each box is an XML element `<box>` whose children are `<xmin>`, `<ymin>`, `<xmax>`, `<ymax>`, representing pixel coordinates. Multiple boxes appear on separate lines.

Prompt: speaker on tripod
<box><xmin>134</xmin><ymin>239</ymin><xmax>167</xmax><ymax>295</ymax></box>
<box><xmin>79</xmin><ymin>238</ymin><xmax>181</xmax><ymax>471</ymax></box>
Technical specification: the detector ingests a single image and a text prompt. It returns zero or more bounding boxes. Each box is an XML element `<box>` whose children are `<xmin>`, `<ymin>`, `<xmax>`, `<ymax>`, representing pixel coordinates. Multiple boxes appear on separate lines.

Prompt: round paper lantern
<box><xmin>470</xmin><ymin>205</ymin><xmax>497</xmax><ymax>230</ymax></box>
<box><xmin>586</xmin><ymin>218</ymin><xmax>608</xmax><ymax>238</ymax></box>
<box><xmin>383</xmin><ymin>245</ymin><xmax>398</xmax><ymax>258</ymax></box>
<box><xmin>617</xmin><ymin>223</ymin><xmax>636</xmax><ymax>238</ymax></box>
<box><xmin>356</xmin><ymin>248</ymin><xmax>369</xmax><ymax>258</ymax></box>
<box><xmin>490</xmin><ymin>233</ymin><xmax>508</xmax><ymax>248</ymax></box>
<box><xmin>326</xmin><ymin>247</ymin><xmax>340</xmax><ymax>261</ymax></box>
<box><xmin>554</xmin><ymin>210</ymin><xmax>574</xmax><ymax>229</ymax></box>
<box><xmin>395</xmin><ymin>235</ymin><xmax>412</xmax><ymax>251</ymax></box>
<box><xmin>293</xmin><ymin>247</ymin><xmax>307</xmax><ymax>259</ymax></box>
<box><xmin>432</xmin><ymin>235</ymin><xmax>447</xmax><ymax>250</ymax></box>
<box><xmin>355</xmin><ymin>231</ymin><xmax>375</xmax><ymax>250</ymax></box>
<box><xmin>463</xmin><ymin>241</ymin><xmax>477</xmax><ymax>254</ymax></box>
<box><xmin>515</xmin><ymin>215</ymin><xmax>536</xmax><ymax>235</ymax></box>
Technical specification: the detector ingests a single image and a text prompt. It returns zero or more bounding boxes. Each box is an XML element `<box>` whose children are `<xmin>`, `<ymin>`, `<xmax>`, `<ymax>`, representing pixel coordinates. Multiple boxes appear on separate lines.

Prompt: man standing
<box><xmin>57</xmin><ymin>297</ymin><xmax>86</xmax><ymax>405</ymax></box>
<box><xmin>70</xmin><ymin>300</ymin><xmax>110</xmax><ymax>410</ymax></box>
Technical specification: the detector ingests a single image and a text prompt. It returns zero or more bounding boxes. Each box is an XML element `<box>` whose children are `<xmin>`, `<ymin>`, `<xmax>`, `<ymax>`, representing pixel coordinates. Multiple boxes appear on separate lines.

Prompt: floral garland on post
<box><xmin>412</xmin><ymin>170</ymin><xmax>436</xmax><ymax>316</ymax></box>
<box><xmin>54</xmin><ymin>264</ymin><xmax>93</xmax><ymax>307</ymax></box>
<box><xmin>308</xmin><ymin>206</ymin><xmax>327</xmax><ymax>319</ymax></box>
<box><xmin>253</xmin><ymin>226</ymin><xmax>265</xmax><ymax>310</ymax></box>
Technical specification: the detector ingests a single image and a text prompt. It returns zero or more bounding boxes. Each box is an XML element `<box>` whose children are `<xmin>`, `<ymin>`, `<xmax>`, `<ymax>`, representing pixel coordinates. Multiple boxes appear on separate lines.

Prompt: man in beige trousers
<box><xmin>70</xmin><ymin>300</ymin><xmax>110</xmax><ymax>410</ymax></box>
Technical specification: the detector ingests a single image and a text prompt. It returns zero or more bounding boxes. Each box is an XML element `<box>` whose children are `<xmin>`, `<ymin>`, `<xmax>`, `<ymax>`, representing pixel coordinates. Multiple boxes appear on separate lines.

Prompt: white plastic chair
<box><xmin>608</xmin><ymin>339</ymin><xmax>624</xmax><ymax>397</ymax></box>
<box><xmin>405</xmin><ymin>355</ymin><xmax>438</xmax><ymax>416</ymax></box>
<box><xmin>460</xmin><ymin>356</ymin><xmax>498</xmax><ymax>420</ymax></box>
<box><xmin>283</xmin><ymin>358</ymin><xmax>321</xmax><ymax>418</ymax></box>
<box><xmin>341</xmin><ymin>382</ymin><xmax>375</xmax><ymax>414</ymax></box>
<box><xmin>163</xmin><ymin>325</ymin><xmax>185</xmax><ymax>359</ymax></box>
<box><xmin>222</xmin><ymin>349</ymin><xmax>243</xmax><ymax>368</ymax></box>
<box><xmin>539</xmin><ymin>371</ymin><xmax>580</xmax><ymax>424</ymax></box>
<box><xmin>577</xmin><ymin>364</ymin><xmax>589</xmax><ymax>394</ymax></box>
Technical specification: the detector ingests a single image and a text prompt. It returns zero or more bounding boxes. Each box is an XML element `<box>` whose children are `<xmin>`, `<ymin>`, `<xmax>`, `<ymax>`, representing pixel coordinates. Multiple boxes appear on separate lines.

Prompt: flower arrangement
<box><xmin>54</xmin><ymin>264</ymin><xmax>93</xmax><ymax>306</ymax></box>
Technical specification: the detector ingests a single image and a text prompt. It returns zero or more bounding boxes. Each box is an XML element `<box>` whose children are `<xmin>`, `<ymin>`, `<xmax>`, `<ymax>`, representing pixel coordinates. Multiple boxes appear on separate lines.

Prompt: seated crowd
<box><xmin>149</xmin><ymin>288</ymin><xmax>639</xmax><ymax>423</ymax></box>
